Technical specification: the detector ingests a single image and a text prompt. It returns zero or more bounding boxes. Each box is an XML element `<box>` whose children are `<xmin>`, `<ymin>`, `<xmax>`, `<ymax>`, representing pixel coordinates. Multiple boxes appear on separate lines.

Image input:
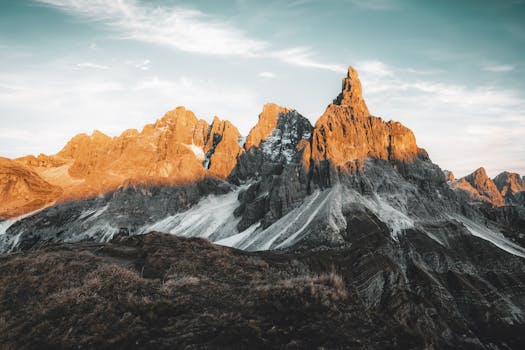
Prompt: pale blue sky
<box><xmin>1</xmin><ymin>0</ymin><xmax>524</xmax><ymax>177</ymax></box>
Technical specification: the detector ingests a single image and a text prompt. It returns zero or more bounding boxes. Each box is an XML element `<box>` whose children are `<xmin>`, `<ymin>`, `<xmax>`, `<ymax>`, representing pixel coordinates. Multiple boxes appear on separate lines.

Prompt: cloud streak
<box><xmin>76</xmin><ymin>62</ymin><xmax>109</xmax><ymax>69</ymax></box>
<box><xmin>35</xmin><ymin>0</ymin><xmax>343</xmax><ymax>73</ymax></box>
<box><xmin>258</xmin><ymin>71</ymin><xmax>276</xmax><ymax>78</ymax></box>
<box><xmin>272</xmin><ymin>48</ymin><xmax>346</xmax><ymax>73</ymax></box>
<box><xmin>36</xmin><ymin>0</ymin><xmax>267</xmax><ymax>57</ymax></box>
<box><xmin>482</xmin><ymin>64</ymin><xmax>515</xmax><ymax>72</ymax></box>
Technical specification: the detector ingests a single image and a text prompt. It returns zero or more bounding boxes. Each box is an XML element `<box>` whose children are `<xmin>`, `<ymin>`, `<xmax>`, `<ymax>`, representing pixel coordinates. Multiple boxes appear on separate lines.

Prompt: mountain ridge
<box><xmin>1</xmin><ymin>67</ymin><xmax>433</xmax><ymax>220</ymax></box>
<box><xmin>0</xmin><ymin>66</ymin><xmax>523</xmax><ymax>254</ymax></box>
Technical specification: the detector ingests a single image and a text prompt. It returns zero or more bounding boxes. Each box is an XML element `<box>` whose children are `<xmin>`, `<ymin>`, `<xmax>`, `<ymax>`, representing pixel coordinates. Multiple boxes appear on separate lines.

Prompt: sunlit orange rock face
<box><xmin>0</xmin><ymin>157</ymin><xmax>63</xmax><ymax>219</ymax></box>
<box><xmin>244</xmin><ymin>103</ymin><xmax>292</xmax><ymax>150</ymax></box>
<box><xmin>311</xmin><ymin>67</ymin><xmax>427</xmax><ymax>171</ymax></box>
<box><xmin>452</xmin><ymin>167</ymin><xmax>505</xmax><ymax>207</ymax></box>
<box><xmin>0</xmin><ymin>66</ymin><xmax>450</xmax><ymax>219</ymax></box>
<box><xmin>0</xmin><ymin>107</ymin><xmax>242</xmax><ymax>218</ymax></box>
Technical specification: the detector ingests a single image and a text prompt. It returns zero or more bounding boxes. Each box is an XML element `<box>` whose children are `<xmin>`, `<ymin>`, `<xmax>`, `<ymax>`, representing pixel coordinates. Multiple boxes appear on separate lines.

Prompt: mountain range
<box><xmin>1</xmin><ymin>67</ymin><xmax>525</xmax><ymax>349</ymax></box>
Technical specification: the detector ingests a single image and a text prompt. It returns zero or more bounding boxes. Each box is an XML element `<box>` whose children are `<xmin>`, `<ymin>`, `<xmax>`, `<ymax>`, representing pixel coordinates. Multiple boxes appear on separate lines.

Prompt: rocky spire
<box><xmin>311</xmin><ymin>66</ymin><xmax>426</xmax><ymax>172</ymax></box>
<box><xmin>333</xmin><ymin>66</ymin><xmax>370</xmax><ymax>118</ymax></box>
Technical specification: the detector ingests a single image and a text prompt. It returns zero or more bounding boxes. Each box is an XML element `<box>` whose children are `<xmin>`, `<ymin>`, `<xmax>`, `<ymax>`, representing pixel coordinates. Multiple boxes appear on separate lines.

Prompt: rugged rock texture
<box><xmin>0</xmin><ymin>157</ymin><xmax>62</xmax><ymax>219</ymax></box>
<box><xmin>444</xmin><ymin>170</ymin><xmax>455</xmax><ymax>182</ymax></box>
<box><xmin>1</xmin><ymin>232</ymin><xmax>525</xmax><ymax>350</ymax></box>
<box><xmin>452</xmin><ymin>168</ymin><xmax>505</xmax><ymax>207</ymax></box>
<box><xmin>0</xmin><ymin>107</ymin><xmax>242</xmax><ymax>219</ymax></box>
<box><xmin>244</xmin><ymin>103</ymin><xmax>292</xmax><ymax>150</ymax></box>
<box><xmin>203</xmin><ymin>116</ymin><xmax>243</xmax><ymax>178</ymax></box>
<box><xmin>311</xmin><ymin>67</ymin><xmax>428</xmax><ymax>176</ymax></box>
<box><xmin>229</xmin><ymin>104</ymin><xmax>313</xmax><ymax>231</ymax></box>
<box><xmin>494</xmin><ymin>171</ymin><xmax>525</xmax><ymax>204</ymax></box>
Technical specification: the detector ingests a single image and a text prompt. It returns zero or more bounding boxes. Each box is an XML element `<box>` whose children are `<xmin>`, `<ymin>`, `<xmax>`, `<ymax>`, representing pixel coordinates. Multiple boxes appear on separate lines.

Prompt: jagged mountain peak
<box><xmin>244</xmin><ymin>103</ymin><xmax>293</xmax><ymax>150</ymax></box>
<box><xmin>493</xmin><ymin>171</ymin><xmax>525</xmax><ymax>197</ymax></box>
<box><xmin>155</xmin><ymin>106</ymin><xmax>197</xmax><ymax>127</ymax></box>
<box><xmin>451</xmin><ymin>167</ymin><xmax>505</xmax><ymax>207</ymax></box>
<box><xmin>333</xmin><ymin>66</ymin><xmax>370</xmax><ymax>118</ymax></box>
<box><xmin>311</xmin><ymin>66</ymin><xmax>427</xmax><ymax>172</ymax></box>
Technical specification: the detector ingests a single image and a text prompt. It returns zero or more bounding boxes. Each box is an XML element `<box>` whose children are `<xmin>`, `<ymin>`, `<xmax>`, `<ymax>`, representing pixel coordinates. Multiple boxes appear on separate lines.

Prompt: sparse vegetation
<box><xmin>1</xmin><ymin>232</ymin><xmax>523</xmax><ymax>349</ymax></box>
<box><xmin>0</xmin><ymin>233</ymin><xmax>423</xmax><ymax>349</ymax></box>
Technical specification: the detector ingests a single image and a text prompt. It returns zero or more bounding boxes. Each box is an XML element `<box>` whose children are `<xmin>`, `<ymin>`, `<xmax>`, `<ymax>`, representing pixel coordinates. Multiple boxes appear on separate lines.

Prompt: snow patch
<box><xmin>0</xmin><ymin>219</ymin><xmax>14</xmax><ymax>236</ymax></box>
<box><xmin>215</xmin><ymin>223</ymin><xmax>260</xmax><ymax>247</ymax></box>
<box><xmin>454</xmin><ymin>215</ymin><xmax>525</xmax><ymax>258</ymax></box>
<box><xmin>237</xmin><ymin>136</ymin><xmax>246</xmax><ymax>148</ymax></box>
<box><xmin>78</xmin><ymin>205</ymin><xmax>109</xmax><ymax>221</ymax></box>
<box><xmin>359</xmin><ymin>193</ymin><xmax>414</xmax><ymax>240</ymax></box>
<box><xmin>141</xmin><ymin>186</ymin><xmax>248</xmax><ymax>242</ymax></box>
<box><xmin>235</xmin><ymin>190</ymin><xmax>332</xmax><ymax>251</ymax></box>
<box><xmin>183</xmin><ymin>143</ymin><xmax>205</xmax><ymax>160</ymax></box>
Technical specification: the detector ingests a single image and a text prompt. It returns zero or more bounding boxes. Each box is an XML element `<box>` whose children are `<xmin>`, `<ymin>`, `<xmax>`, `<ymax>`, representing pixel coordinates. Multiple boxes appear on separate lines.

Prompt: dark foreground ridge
<box><xmin>1</xmin><ymin>232</ymin><xmax>525</xmax><ymax>349</ymax></box>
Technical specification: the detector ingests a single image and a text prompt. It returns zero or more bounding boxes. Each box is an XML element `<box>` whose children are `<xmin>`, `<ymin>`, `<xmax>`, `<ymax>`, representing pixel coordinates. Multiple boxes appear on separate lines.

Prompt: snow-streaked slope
<box><xmin>183</xmin><ymin>143</ymin><xmax>205</xmax><ymax>161</ymax></box>
<box><xmin>233</xmin><ymin>189</ymin><xmax>331</xmax><ymax>250</ymax></box>
<box><xmin>214</xmin><ymin>223</ymin><xmax>260</xmax><ymax>247</ymax></box>
<box><xmin>0</xmin><ymin>219</ymin><xmax>14</xmax><ymax>236</ymax></box>
<box><xmin>359</xmin><ymin>193</ymin><xmax>414</xmax><ymax>240</ymax></box>
<box><xmin>453</xmin><ymin>215</ymin><xmax>525</xmax><ymax>258</ymax></box>
<box><xmin>215</xmin><ymin>185</ymin><xmax>416</xmax><ymax>251</ymax></box>
<box><xmin>140</xmin><ymin>187</ymin><xmax>246</xmax><ymax>241</ymax></box>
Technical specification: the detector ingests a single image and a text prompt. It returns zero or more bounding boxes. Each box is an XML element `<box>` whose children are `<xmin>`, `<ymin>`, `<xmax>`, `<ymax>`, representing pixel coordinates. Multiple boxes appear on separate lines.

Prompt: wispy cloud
<box><xmin>482</xmin><ymin>64</ymin><xmax>515</xmax><ymax>72</ymax></box>
<box><xmin>76</xmin><ymin>62</ymin><xmax>109</xmax><ymax>70</ymax></box>
<box><xmin>356</xmin><ymin>60</ymin><xmax>393</xmax><ymax>77</ymax></box>
<box><xmin>36</xmin><ymin>0</ymin><xmax>267</xmax><ymax>57</ymax></box>
<box><xmin>126</xmin><ymin>59</ymin><xmax>150</xmax><ymax>71</ymax></box>
<box><xmin>258</xmin><ymin>71</ymin><xmax>276</xmax><ymax>78</ymax></box>
<box><xmin>272</xmin><ymin>47</ymin><xmax>346</xmax><ymax>73</ymax></box>
<box><xmin>35</xmin><ymin>0</ymin><xmax>343</xmax><ymax>73</ymax></box>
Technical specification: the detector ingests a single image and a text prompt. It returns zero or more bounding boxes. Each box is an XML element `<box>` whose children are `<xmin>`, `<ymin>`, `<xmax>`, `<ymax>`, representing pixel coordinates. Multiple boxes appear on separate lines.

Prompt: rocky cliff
<box><xmin>311</xmin><ymin>68</ymin><xmax>428</xmax><ymax>176</ymax></box>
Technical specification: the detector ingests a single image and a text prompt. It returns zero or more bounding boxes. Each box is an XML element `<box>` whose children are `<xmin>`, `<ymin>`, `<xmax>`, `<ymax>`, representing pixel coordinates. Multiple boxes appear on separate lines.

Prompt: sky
<box><xmin>0</xmin><ymin>0</ymin><xmax>524</xmax><ymax>177</ymax></box>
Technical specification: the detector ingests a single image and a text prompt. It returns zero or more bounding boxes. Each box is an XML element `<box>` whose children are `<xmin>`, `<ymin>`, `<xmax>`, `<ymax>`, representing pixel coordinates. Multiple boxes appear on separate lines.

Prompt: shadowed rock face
<box><xmin>494</xmin><ymin>171</ymin><xmax>525</xmax><ymax>201</ymax></box>
<box><xmin>229</xmin><ymin>104</ymin><xmax>313</xmax><ymax>231</ymax></box>
<box><xmin>443</xmin><ymin>170</ymin><xmax>455</xmax><ymax>182</ymax></box>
